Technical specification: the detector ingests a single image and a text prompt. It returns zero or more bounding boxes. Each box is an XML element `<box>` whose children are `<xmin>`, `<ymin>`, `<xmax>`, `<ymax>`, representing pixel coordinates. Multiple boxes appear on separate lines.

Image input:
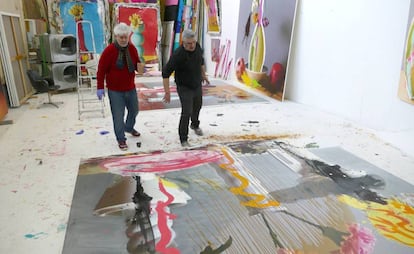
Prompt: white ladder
<box><xmin>76</xmin><ymin>20</ymin><xmax>105</xmax><ymax>120</ymax></box>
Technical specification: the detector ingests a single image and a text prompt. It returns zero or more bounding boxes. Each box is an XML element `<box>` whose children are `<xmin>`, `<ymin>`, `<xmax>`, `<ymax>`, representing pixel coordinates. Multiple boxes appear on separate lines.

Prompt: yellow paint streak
<box><xmin>218</xmin><ymin>147</ymin><xmax>280</xmax><ymax>208</ymax></box>
<box><xmin>339</xmin><ymin>194</ymin><xmax>414</xmax><ymax>247</ymax></box>
<box><xmin>240</xmin><ymin>72</ymin><xmax>252</xmax><ymax>86</ymax></box>
<box><xmin>160</xmin><ymin>178</ymin><xmax>179</xmax><ymax>189</ymax></box>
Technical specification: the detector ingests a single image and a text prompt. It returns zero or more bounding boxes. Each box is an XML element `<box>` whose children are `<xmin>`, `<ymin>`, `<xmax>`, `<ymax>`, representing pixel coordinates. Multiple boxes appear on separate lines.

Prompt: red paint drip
<box><xmin>155</xmin><ymin>179</ymin><xmax>179</xmax><ymax>254</ymax></box>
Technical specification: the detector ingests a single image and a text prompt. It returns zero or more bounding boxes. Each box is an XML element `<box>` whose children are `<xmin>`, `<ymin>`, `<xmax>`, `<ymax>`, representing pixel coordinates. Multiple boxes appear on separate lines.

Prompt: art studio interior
<box><xmin>0</xmin><ymin>0</ymin><xmax>414</xmax><ymax>253</ymax></box>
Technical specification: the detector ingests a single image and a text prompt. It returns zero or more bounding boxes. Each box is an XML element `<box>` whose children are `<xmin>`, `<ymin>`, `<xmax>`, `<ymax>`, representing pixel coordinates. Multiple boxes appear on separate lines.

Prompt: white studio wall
<box><xmin>202</xmin><ymin>0</ymin><xmax>240</xmax><ymax>79</ymax></box>
<box><xmin>285</xmin><ymin>0</ymin><xmax>414</xmax><ymax>133</ymax></box>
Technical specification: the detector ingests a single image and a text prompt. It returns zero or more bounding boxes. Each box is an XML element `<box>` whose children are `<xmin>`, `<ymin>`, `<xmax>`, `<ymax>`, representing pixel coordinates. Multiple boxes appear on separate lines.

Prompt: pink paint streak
<box><xmin>155</xmin><ymin>179</ymin><xmax>179</xmax><ymax>254</ymax></box>
<box><xmin>101</xmin><ymin>150</ymin><xmax>223</xmax><ymax>175</ymax></box>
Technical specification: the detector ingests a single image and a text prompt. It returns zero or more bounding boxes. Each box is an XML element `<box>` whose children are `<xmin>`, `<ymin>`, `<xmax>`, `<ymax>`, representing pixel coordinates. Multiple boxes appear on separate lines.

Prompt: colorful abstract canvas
<box><xmin>236</xmin><ymin>0</ymin><xmax>297</xmax><ymax>102</ymax></box>
<box><xmin>204</xmin><ymin>0</ymin><xmax>220</xmax><ymax>34</ymax></box>
<box><xmin>135</xmin><ymin>79</ymin><xmax>267</xmax><ymax>111</ymax></box>
<box><xmin>114</xmin><ymin>3</ymin><xmax>161</xmax><ymax>68</ymax></box>
<box><xmin>64</xmin><ymin>139</ymin><xmax>414</xmax><ymax>253</ymax></box>
<box><xmin>48</xmin><ymin>0</ymin><xmax>109</xmax><ymax>53</ymax></box>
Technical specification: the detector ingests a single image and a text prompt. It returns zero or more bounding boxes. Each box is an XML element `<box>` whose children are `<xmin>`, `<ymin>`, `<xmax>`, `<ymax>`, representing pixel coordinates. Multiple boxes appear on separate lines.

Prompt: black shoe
<box><xmin>181</xmin><ymin>141</ymin><xmax>191</xmax><ymax>147</ymax></box>
<box><xmin>190</xmin><ymin>126</ymin><xmax>203</xmax><ymax>136</ymax></box>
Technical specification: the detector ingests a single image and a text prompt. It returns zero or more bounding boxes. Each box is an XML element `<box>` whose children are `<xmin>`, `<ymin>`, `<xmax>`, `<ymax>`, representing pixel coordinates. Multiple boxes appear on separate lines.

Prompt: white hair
<box><xmin>182</xmin><ymin>29</ymin><xmax>196</xmax><ymax>40</ymax></box>
<box><xmin>113</xmin><ymin>22</ymin><xmax>131</xmax><ymax>36</ymax></box>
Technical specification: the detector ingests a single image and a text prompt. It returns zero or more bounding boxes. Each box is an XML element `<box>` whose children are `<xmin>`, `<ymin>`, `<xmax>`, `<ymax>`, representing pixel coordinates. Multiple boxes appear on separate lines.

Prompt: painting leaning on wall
<box><xmin>399</xmin><ymin>5</ymin><xmax>414</xmax><ymax>105</ymax></box>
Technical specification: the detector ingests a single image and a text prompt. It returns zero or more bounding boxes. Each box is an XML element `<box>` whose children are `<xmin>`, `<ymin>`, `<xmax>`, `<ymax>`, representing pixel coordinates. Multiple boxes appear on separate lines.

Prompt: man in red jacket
<box><xmin>97</xmin><ymin>22</ymin><xmax>142</xmax><ymax>150</ymax></box>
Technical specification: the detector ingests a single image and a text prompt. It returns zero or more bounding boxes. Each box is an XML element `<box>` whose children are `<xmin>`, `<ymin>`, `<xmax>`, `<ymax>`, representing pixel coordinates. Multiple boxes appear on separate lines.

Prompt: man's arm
<box><xmin>162</xmin><ymin>78</ymin><xmax>171</xmax><ymax>103</ymax></box>
<box><xmin>201</xmin><ymin>65</ymin><xmax>210</xmax><ymax>85</ymax></box>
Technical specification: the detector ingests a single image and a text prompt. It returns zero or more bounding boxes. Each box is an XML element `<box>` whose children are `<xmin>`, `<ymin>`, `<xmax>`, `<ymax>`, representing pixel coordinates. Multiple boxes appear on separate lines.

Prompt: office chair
<box><xmin>26</xmin><ymin>70</ymin><xmax>62</xmax><ymax>108</ymax></box>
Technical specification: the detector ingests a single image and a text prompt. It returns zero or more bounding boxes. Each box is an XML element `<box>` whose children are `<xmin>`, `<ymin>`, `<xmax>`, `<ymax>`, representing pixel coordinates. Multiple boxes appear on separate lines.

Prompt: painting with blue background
<box><xmin>60</xmin><ymin>1</ymin><xmax>105</xmax><ymax>53</ymax></box>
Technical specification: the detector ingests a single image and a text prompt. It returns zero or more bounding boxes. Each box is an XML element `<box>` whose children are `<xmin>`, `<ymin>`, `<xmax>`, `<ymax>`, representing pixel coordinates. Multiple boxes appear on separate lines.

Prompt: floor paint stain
<box><xmin>75</xmin><ymin>130</ymin><xmax>84</xmax><ymax>135</ymax></box>
<box><xmin>99</xmin><ymin>130</ymin><xmax>110</xmax><ymax>135</ymax></box>
<box><xmin>57</xmin><ymin>224</ymin><xmax>66</xmax><ymax>233</ymax></box>
<box><xmin>24</xmin><ymin>232</ymin><xmax>47</xmax><ymax>239</ymax></box>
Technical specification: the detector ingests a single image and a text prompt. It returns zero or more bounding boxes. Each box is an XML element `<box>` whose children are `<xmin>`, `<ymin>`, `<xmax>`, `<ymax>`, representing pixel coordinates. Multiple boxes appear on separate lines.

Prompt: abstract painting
<box><xmin>114</xmin><ymin>3</ymin><xmax>161</xmax><ymax>69</ymax></box>
<box><xmin>204</xmin><ymin>0</ymin><xmax>221</xmax><ymax>34</ymax></box>
<box><xmin>235</xmin><ymin>0</ymin><xmax>297</xmax><ymax>102</ymax></box>
<box><xmin>47</xmin><ymin>0</ymin><xmax>110</xmax><ymax>54</ymax></box>
<box><xmin>399</xmin><ymin>3</ymin><xmax>414</xmax><ymax>105</ymax></box>
<box><xmin>135</xmin><ymin>79</ymin><xmax>267</xmax><ymax>111</ymax></box>
<box><xmin>64</xmin><ymin>139</ymin><xmax>414</xmax><ymax>253</ymax></box>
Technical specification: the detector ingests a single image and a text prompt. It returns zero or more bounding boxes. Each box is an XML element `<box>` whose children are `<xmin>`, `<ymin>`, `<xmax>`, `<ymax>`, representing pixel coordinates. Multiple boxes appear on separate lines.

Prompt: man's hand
<box><xmin>137</xmin><ymin>63</ymin><xmax>145</xmax><ymax>75</ymax></box>
<box><xmin>163</xmin><ymin>91</ymin><xmax>171</xmax><ymax>103</ymax></box>
<box><xmin>97</xmin><ymin>89</ymin><xmax>105</xmax><ymax>100</ymax></box>
<box><xmin>203</xmin><ymin>77</ymin><xmax>210</xmax><ymax>86</ymax></box>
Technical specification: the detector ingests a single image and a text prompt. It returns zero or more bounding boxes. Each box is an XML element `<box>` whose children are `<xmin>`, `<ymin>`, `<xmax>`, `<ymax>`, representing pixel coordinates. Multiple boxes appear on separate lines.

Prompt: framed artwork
<box><xmin>114</xmin><ymin>3</ymin><xmax>162</xmax><ymax>69</ymax></box>
<box><xmin>204</xmin><ymin>0</ymin><xmax>221</xmax><ymax>34</ymax></box>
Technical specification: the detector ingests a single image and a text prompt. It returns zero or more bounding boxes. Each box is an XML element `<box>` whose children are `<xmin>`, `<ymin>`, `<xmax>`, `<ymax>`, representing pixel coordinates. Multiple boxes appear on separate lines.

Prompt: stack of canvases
<box><xmin>161</xmin><ymin>0</ymin><xmax>204</xmax><ymax>66</ymax></box>
<box><xmin>45</xmin><ymin>0</ymin><xmax>204</xmax><ymax>73</ymax></box>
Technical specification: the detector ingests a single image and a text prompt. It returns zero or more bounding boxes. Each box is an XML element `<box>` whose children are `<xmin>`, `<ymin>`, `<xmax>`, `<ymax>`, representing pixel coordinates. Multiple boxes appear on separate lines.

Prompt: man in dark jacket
<box><xmin>162</xmin><ymin>29</ymin><xmax>210</xmax><ymax>147</ymax></box>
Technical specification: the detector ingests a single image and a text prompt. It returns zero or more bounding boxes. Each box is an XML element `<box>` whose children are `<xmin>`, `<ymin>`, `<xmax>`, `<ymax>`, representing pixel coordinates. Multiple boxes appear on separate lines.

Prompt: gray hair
<box><xmin>113</xmin><ymin>22</ymin><xmax>131</xmax><ymax>36</ymax></box>
<box><xmin>182</xmin><ymin>29</ymin><xmax>196</xmax><ymax>40</ymax></box>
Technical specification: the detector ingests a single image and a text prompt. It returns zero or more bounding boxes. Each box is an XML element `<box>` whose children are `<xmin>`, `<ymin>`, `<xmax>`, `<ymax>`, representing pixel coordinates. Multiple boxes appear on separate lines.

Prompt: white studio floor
<box><xmin>0</xmin><ymin>77</ymin><xmax>413</xmax><ymax>253</ymax></box>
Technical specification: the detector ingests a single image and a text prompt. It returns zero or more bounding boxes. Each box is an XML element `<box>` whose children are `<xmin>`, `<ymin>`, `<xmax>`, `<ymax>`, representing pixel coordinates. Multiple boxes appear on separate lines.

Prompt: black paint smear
<box><xmin>200</xmin><ymin>236</ymin><xmax>232</xmax><ymax>254</ymax></box>
<box><xmin>243</xmin><ymin>13</ymin><xmax>251</xmax><ymax>44</ymax></box>
<box><xmin>304</xmin><ymin>159</ymin><xmax>387</xmax><ymax>204</ymax></box>
<box><xmin>227</xmin><ymin>140</ymin><xmax>269</xmax><ymax>155</ymax></box>
<box><xmin>269</xmin><ymin>142</ymin><xmax>388</xmax><ymax>205</ymax></box>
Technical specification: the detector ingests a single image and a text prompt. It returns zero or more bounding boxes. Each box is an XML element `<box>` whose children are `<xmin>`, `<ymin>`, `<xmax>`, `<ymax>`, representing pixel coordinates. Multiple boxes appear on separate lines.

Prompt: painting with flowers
<box><xmin>114</xmin><ymin>3</ymin><xmax>161</xmax><ymax>70</ymax></box>
<box><xmin>47</xmin><ymin>0</ymin><xmax>110</xmax><ymax>53</ymax></box>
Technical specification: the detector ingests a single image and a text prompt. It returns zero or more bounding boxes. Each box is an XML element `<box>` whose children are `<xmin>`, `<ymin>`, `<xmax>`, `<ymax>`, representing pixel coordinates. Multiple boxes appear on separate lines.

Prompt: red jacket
<box><xmin>97</xmin><ymin>43</ymin><xmax>140</xmax><ymax>91</ymax></box>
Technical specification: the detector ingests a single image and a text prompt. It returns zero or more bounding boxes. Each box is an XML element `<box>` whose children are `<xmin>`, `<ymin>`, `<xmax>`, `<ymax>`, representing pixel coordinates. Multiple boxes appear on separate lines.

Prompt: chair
<box><xmin>26</xmin><ymin>70</ymin><xmax>62</xmax><ymax>108</ymax></box>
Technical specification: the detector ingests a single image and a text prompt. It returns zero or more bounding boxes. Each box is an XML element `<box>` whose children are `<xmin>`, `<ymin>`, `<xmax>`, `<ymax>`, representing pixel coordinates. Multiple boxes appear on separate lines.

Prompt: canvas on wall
<box><xmin>47</xmin><ymin>0</ymin><xmax>110</xmax><ymax>54</ymax></box>
<box><xmin>204</xmin><ymin>0</ymin><xmax>220</xmax><ymax>34</ymax></box>
<box><xmin>235</xmin><ymin>0</ymin><xmax>297</xmax><ymax>102</ymax></box>
<box><xmin>399</xmin><ymin>4</ymin><xmax>414</xmax><ymax>105</ymax></box>
<box><xmin>113</xmin><ymin>3</ymin><xmax>161</xmax><ymax>70</ymax></box>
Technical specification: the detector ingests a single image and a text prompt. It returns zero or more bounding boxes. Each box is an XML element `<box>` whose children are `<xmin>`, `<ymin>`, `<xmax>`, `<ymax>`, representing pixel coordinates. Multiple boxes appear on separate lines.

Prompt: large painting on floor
<box><xmin>135</xmin><ymin>79</ymin><xmax>267</xmax><ymax>111</ymax></box>
<box><xmin>63</xmin><ymin>139</ymin><xmax>414</xmax><ymax>253</ymax></box>
<box><xmin>235</xmin><ymin>0</ymin><xmax>298</xmax><ymax>102</ymax></box>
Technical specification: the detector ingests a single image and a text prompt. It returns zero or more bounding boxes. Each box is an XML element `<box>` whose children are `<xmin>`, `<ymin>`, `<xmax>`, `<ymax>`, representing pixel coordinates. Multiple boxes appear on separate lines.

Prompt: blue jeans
<box><xmin>177</xmin><ymin>85</ymin><xmax>202</xmax><ymax>143</ymax></box>
<box><xmin>108</xmin><ymin>89</ymin><xmax>139</xmax><ymax>142</ymax></box>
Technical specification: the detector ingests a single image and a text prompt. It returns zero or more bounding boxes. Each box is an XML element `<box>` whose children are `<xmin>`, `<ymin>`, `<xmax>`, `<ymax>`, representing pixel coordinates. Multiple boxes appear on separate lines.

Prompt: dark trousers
<box><xmin>177</xmin><ymin>86</ymin><xmax>202</xmax><ymax>143</ymax></box>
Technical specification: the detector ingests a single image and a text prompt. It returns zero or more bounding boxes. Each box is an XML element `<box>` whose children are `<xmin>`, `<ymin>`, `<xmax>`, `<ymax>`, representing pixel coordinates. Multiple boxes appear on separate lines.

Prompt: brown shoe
<box><xmin>127</xmin><ymin>130</ymin><xmax>141</xmax><ymax>137</ymax></box>
<box><xmin>118</xmin><ymin>140</ymin><xmax>128</xmax><ymax>150</ymax></box>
